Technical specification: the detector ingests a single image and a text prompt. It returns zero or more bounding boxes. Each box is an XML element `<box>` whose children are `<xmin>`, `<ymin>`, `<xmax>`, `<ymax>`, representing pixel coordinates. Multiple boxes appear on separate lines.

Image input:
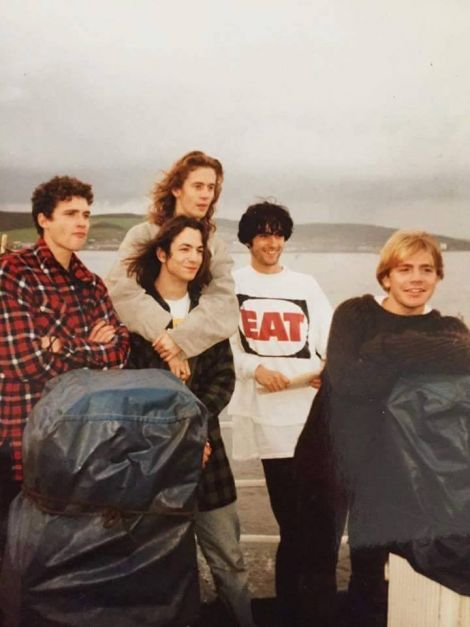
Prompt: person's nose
<box><xmin>410</xmin><ymin>268</ymin><xmax>424</xmax><ymax>282</ymax></box>
<box><xmin>189</xmin><ymin>249</ymin><xmax>201</xmax><ymax>263</ymax></box>
<box><xmin>77</xmin><ymin>214</ymin><xmax>89</xmax><ymax>229</ymax></box>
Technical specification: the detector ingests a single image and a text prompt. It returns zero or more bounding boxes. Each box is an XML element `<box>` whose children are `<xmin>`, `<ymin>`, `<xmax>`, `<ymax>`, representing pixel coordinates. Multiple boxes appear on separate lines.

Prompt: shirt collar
<box><xmin>374</xmin><ymin>294</ymin><xmax>432</xmax><ymax>314</ymax></box>
<box><xmin>35</xmin><ymin>238</ymin><xmax>96</xmax><ymax>284</ymax></box>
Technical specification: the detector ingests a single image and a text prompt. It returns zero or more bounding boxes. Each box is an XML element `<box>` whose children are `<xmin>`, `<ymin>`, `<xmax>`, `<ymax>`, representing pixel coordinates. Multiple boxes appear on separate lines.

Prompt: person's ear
<box><xmin>171</xmin><ymin>187</ymin><xmax>181</xmax><ymax>199</ymax></box>
<box><xmin>37</xmin><ymin>213</ymin><xmax>49</xmax><ymax>230</ymax></box>
<box><xmin>382</xmin><ymin>274</ymin><xmax>391</xmax><ymax>291</ymax></box>
<box><xmin>156</xmin><ymin>247</ymin><xmax>167</xmax><ymax>263</ymax></box>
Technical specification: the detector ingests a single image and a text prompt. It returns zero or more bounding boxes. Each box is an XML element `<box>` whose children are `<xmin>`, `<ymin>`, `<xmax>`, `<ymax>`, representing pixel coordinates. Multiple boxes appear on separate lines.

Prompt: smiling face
<box><xmin>250</xmin><ymin>233</ymin><xmax>285</xmax><ymax>274</ymax></box>
<box><xmin>157</xmin><ymin>227</ymin><xmax>204</xmax><ymax>286</ymax></box>
<box><xmin>38</xmin><ymin>196</ymin><xmax>90</xmax><ymax>268</ymax></box>
<box><xmin>382</xmin><ymin>249</ymin><xmax>440</xmax><ymax>315</ymax></box>
<box><xmin>172</xmin><ymin>167</ymin><xmax>217</xmax><ymax>220</ymax></box>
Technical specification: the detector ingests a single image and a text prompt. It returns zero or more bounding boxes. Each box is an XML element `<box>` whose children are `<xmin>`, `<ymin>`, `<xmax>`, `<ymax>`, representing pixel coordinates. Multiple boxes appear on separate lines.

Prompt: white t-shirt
<box><xmin>227</xmin><ymin>265</ymin><xmax>332</xmax><ymax>460</ymax></box>
<box><xmin>165</xmin><ymin>293</ymin><xmax>190</xmax><ymax>327</ymax></box>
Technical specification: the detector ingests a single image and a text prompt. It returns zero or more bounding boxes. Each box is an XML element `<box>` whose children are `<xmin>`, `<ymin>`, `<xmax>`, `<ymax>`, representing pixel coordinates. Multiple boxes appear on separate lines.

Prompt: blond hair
<box><xmin>376</xmin><ymin>229</ymin><xmax>444</xmax><ymax>289</ymax></box>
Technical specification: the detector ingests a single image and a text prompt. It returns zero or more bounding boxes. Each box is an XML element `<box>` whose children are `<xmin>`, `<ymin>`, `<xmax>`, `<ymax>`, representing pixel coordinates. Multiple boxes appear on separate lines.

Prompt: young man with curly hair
<box><xmin>227</xmin><ymin>201</ymin><xmax>332</xmax><ymax>626</ymax></box>
<box><xmin>0</xmin><ymin>175</ymin><xmax>129</xmax><ymax>556</ymax></box>
<box><xmin>106</xmin><ymin>151</ymin><xmax>238</xmax><ymax>380</ymax></box>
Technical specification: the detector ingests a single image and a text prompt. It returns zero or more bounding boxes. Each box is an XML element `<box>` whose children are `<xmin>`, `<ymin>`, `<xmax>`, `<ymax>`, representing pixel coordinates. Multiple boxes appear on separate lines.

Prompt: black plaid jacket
<box><xmin>127</xmin><ymin>289</ymin><xmax>236</xmax><ymax>511</ymax></box>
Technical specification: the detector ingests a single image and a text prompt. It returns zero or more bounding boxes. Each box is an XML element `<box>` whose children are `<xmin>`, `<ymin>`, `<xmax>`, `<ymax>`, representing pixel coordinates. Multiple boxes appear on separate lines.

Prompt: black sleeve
<box><xmin>360</xmin><ymin>316</ymin><xmax>470</xmax><ymax>375</ymax></box>
<box><xmin>127</xmin><ymin>332</ymin><xmax>166</xmax><ymax>370</ymax></box>
<box><xmin>325</xmin><ymin>298</ymin><xmax>398</xmax><ymax>399</ymax></box>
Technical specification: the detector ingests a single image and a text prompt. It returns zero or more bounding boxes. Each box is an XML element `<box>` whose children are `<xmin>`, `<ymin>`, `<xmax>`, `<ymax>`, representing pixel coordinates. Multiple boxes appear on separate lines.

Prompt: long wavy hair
<box><xmin>126</xmin><ymin>215</ymin><xmax>212</xmax><ymax>295</ymax></box>
<box><xmin>148</xmin><ymin>151</ymin><xmax>224</xmax><ymax>232</ymax></box>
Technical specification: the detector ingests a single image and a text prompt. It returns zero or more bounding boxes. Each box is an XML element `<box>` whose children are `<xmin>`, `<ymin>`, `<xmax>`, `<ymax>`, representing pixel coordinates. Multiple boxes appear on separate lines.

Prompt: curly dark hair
<box><xmin>148</xmin><ymin>151</ymin><xmax>223</xmax><ymax>232</ymax></box>
<box><xmin>238</xmin><ymin>201</ymin><xmax>294</xmax><ymax>246</ymax></box>
<box><xmin>126</xmin><ymin>215</ymin><xmax>212</xmax><ymax>296</ymax></box>
<box><xmin>31</xmin><ymin>176</ymin><xmax>93</xmax><ymax>235</ymax></box>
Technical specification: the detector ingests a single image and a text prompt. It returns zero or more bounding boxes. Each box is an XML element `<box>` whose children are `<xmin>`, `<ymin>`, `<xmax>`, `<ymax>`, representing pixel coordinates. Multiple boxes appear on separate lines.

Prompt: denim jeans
<box><xmin>195</xmin><ymin>502</ymin><xmax>256</xmax><ymax>627</ymax></box>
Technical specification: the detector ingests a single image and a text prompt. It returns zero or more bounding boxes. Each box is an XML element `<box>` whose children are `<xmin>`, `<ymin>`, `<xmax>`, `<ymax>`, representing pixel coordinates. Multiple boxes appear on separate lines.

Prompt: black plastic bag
<box><xmin>347</xmin><ymin>373</ymin><xmax>470</xmax><ymax>594</ymax></box>
<box><xmin>0</xmin><ymin>368</ymin><xmax>208</xmax><ymax>626</ymax></box>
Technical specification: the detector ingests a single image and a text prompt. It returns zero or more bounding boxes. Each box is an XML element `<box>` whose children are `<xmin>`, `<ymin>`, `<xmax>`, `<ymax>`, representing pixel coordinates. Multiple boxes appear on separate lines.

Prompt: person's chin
<box><xmin>404</xmin><ymin>292</ymin><xmax>428</xmax><ymax>306</ymax></box>
<box><xmin>70</xmin><ymin>237</ymin><xmax>87</xmax><ymax>251</ymax></box>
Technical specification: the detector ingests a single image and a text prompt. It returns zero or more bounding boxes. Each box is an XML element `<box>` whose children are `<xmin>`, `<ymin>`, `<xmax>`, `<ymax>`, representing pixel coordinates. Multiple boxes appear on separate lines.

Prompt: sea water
<box><xmin>80</xmin><ymin>249</ymin><xmax>470</xmax><ymax>323</ymax></box>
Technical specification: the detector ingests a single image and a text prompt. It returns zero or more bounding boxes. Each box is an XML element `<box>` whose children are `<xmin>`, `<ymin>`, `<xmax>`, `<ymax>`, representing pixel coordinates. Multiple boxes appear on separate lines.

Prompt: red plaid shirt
<box><xmin>0</xmin><ymin>239</ymin><xmax>129</xmax><ymax>481</ymax></box>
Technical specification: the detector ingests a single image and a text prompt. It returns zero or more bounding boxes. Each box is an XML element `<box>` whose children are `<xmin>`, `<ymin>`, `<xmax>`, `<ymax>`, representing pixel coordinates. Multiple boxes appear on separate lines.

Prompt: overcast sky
<box><xmin>1</xmin><ymin>0</ymin><xmax>469</xmax><ymax>237</ymax></box>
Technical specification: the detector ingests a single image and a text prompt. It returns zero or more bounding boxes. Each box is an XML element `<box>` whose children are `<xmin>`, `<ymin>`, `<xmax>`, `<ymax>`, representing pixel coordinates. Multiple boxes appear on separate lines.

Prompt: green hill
<box><xmin>1</xmin><ymin>211</ymin><xmax>469</xmax><ymax>252</ymax></box>
<box><xmin>0</xmin><ymin>211</ymin><xmax>34</xmax><ymax>231</ymax></box>
<box><xmin>0</xmin><ymin>211</ymin><xmax>143</xmax><ymax>249</ymax></box>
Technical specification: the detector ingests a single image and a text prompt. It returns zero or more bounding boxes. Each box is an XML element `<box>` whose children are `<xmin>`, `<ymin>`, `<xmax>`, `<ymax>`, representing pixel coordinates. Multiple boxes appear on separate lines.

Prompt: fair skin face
<box><xmin>381</xmin><ymin>249</ymin><xmax>440</xmax><ymax>316</ymax></box>
<box><xmin>154</xmin><ymin>167</ymin><xmax>217</xmax><ymax>362</ymax></box>
<box><xmin>38</xmin><ymin>197</ymin><xmax>116</xmax><ymax>352</ymax></box>
<box><xmin>154</xmin><ymin>228</ymin><xmax>204</xmax><ymax>299</ymax></box>
<box><xmin>250</xmin><ymin>233</ymin><xmax>285</xmax><ymax>274</ymax></box>
<box><xmin>37</xmin><ymin>197</ymin><xmax>91</xmax><ymax>269</ymax></box>
<box><xmin>152</xmin><ymin>227</ymin><xmax>204</xmax><ymax>381</ymax></box>
<box><xmin>172</xmin><ymin>167</ymin><xmax>217</xmax><ymax>220</ymax></box>
<box><xmin>249</xmin><ymin>230</ymin><xmax>322</xmax><ymax>391</ymax></box>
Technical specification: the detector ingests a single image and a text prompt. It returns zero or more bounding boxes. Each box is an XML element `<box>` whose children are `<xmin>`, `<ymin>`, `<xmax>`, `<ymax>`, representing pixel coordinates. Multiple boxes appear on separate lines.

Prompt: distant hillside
<box><xmin>217</xmin><ymin>219</ymin><xmax>470</xmax><ymax>252</ymax></box>
<box><xmin>0</xmin><ymin>211</ymin><xmax>34</xmax><ymax>231</ymax></box>
<box><xmin>1</xmin><ymin>211</ymin><xmax>470</xmax><ymax>252</ymax></box>
<box><xmin>0</xmin><ymin>211</ymin><xmax>144</xmax><ymax>249</ymax></box>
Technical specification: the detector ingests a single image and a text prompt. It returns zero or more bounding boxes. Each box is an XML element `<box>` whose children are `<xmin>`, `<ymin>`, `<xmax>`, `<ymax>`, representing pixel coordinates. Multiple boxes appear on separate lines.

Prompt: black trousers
<box><xmin>296</xmin><ymin>475</ymin><xmax>348</xmax><ymax>626</ymax></box>
<box><xmin>262</xmin><ymin>457</ymin><xmax>349</xmax><ymax>626</ymax></box>
<box><xmin>261</xmin><ymin>457</ymin><xmax>300</xmax><ymax>620</ymax></box>
<box><xmin>348</xmin><ymin>545</ymin><xmax>389</xmax><ymax>626</ymax></box>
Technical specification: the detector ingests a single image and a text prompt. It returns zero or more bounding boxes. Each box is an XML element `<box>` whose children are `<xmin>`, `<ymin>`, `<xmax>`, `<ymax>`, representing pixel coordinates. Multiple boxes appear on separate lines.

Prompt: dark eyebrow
<box><xmin>177</xmin><ymin>241</ymin><xmax>200</xmax><ymax>248</ymax></box>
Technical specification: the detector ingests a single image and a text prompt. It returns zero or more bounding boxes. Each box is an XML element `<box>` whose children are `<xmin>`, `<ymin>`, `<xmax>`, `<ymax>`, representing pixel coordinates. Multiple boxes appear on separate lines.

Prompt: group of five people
<box><xmin>1</xmin><ymin>150</ymin><xmax>470</xmax><ymax>627</ymax></box>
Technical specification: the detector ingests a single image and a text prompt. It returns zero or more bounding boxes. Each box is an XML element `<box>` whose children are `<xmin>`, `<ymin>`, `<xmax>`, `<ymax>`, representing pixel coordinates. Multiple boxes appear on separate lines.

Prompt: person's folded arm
<box><xmin>360</xmin><ymin>318</ymin><xmax>470</xmax><ymax>375</ymax></box>
<box><xmin>107</xmin><ymin>223</ymin><xmax>238</xmax><ymax>358</ymax></box>
<box><xmin>59</xmin><ymin>278</ymin><xmax>129</xmax><ymax>369</ymax></box>
<box><xmin>105</xmin><ymin>222</ymin><xmax>172</xmax><ymax>341</ymax></box>
<box><xmin>326</xmin><ymin>299</ymin><xmax>398</xmax><ymax>399</ymax></box>
<box><xmin>0</xmin><ymin>268</ymin><xmax>74</xmax><ymax>381</ymax></box>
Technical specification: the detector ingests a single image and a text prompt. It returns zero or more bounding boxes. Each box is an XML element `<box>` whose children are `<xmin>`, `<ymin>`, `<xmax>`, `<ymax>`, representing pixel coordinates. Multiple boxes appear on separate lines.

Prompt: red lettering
<box><xmin>241</xmin><ymin>309</ymin><xmax>258</xmax><ymax>339</ymax></box>
<box><xmin>258</xmin><ymin>312</ymin><xmax>288</xmax><ymax>341</ymax></box>
<box><xmin>283</xmin><ymin>312</ymin><xmax>304</xmax><ymax>341</ymax></box>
